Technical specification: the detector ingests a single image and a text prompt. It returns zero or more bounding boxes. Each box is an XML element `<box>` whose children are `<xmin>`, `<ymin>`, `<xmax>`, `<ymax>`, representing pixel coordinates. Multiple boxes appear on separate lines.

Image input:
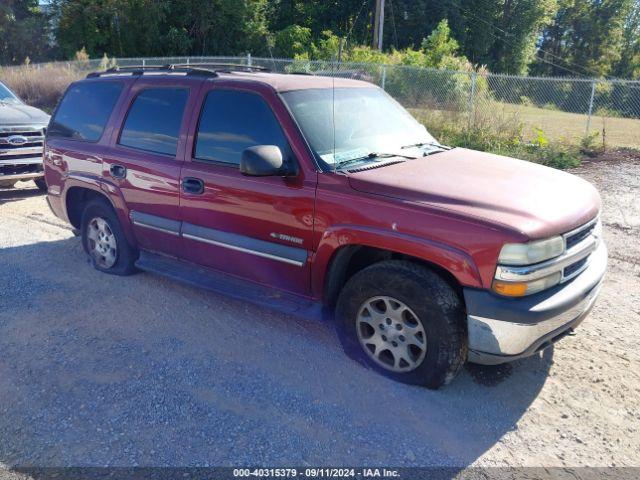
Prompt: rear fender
<box><xmin>312</xmin><ymin>225</ymin><xmax>483</xmax><ymax>298</ymax></box>
<box><xmin>63</xmin><ymin>173</ymin><xmax>136</xmax><ymax>246</ymax></box>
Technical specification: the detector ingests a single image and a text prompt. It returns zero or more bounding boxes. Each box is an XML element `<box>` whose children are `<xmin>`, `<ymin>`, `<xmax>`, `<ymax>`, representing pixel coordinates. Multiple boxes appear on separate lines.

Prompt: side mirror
<box><xmin>240</xmin><ymin>145</ymin><xmax>286</xmax><ymax>177</ymax></box>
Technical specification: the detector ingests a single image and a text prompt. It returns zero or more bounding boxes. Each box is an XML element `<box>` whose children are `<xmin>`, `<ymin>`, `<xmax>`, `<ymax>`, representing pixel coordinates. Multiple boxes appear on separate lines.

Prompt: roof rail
<box><xmin>170</xmin><ymin>62</ymin><xmax>270</xmax><ymax>72</ymax></box>
<box><xmin>86</xmin><ymin>64</ymin><xmax>218</xmax><ymax>78</ymax></box>
<box><xmin>86</xmin><ymin>63</ymin><xmax>269</xmax><ymax>78</ymax></box>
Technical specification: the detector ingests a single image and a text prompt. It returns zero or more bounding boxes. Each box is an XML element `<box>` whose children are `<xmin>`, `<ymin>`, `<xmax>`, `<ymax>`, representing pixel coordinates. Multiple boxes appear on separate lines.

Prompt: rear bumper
<box><xmin>464</xmin><ymin>241</ymin><xmax>607</xmax><ymax>365</ymax></box>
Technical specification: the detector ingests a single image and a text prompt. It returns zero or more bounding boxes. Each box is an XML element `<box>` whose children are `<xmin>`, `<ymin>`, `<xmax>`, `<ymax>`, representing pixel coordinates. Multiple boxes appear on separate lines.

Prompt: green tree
<box><xmin>0</xmin><ymin>0</ymin><xmax>52</xmax><ymax>64</ymax></box>
<box><xmin>54</xmin><ymin>0</ymin><xmax>270</xmax><ymax>59</ymax></box>
<box><xmin>274</xmin><ymin>24</ymin><xmax>312</xmax><ymax>58</ymax></box>
<box><xmin>613</xmin><ymin>0</ymin><xmax>640</xmax><ymax>78</ymax></box>
<box><xmin>421</xmin><ymin>19</ymin><xmax>459</xmax><ymax>67</ymax></box>
<box><xmin>534</xmin><ymin>0</ymin><xmax>633</xmax><ymax>77</ymax></box>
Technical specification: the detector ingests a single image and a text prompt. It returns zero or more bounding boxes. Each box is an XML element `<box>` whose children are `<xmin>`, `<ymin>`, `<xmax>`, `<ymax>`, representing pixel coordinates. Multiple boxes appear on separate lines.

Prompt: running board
<box><xmin>135</xmin><ymin>251</ymin><xmax>324</xmax><ymax>321</ymax></box>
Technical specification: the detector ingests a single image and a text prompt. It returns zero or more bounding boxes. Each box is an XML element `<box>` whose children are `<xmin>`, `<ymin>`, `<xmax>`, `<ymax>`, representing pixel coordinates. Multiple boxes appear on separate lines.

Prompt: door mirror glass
<box><xmin>240</xmin><ymin>145</ymin><xmax>285</xmax><ymax>176</ymax></box>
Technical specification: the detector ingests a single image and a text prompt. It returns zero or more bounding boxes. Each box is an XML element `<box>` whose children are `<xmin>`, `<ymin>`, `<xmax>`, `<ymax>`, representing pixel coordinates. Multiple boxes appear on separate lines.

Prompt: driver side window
<box><xmin>194</xmin><ymin>89</ymin><xmax>292</xmax><ymax>166</ymax></box>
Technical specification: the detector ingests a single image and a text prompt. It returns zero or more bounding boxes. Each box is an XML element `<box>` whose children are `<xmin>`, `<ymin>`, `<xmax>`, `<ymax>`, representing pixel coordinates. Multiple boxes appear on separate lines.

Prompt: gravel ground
<box><xmin>0</xmin><ymin>158</ymin><xmax>639</xmax><ymax>472</ymax></box>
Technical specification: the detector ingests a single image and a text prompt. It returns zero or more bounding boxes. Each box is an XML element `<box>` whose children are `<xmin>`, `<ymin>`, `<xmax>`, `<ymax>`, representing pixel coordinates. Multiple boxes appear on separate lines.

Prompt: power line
<box><xmin>448</xmin><ymin>0</ymin><xmax>600</xmax><ymax>78</ymax></box>
<box><xmin>345</xmin><ymin>0</ymin><xmax>370</xmax><ymax>48</ymax></box>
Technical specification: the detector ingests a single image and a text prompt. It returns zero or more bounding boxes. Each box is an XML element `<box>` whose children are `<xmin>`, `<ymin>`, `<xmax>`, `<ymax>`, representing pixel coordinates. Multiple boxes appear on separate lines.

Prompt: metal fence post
<box><xmin>468</xmin><ymin>72</ymin><xmax>477</xmax><ymax>128</ymax></box>
<box><xmin>142</xmin><ymin>59</ymin><xmax>146</xmax><ymax>67</ymax></box>
<box><xmin>247</xmin><ymin>53</ymin><xmax>252</xmax><ymax>66</ymax></box>
<box><xmin>586</xmin><ymin>80</ymin><xmax>596</xmax><ymax>136</ymax></box>
<box><xmin>381</xmin><ymin>65</ymin><xmax>387</xmax><ymax>90</ymax></box>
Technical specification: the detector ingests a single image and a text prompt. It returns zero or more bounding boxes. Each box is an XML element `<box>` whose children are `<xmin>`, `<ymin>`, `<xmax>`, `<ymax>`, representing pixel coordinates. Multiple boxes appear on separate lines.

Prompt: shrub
<box><xmin>413</xmin><ymin>106</ymin><xmax>581</xmax><ymax>169</ymax></box>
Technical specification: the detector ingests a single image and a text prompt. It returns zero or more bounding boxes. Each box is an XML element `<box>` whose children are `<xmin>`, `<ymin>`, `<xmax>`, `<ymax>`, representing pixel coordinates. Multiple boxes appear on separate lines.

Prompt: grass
<box><xmin>499</xmin><ymin>102</ymin><xmax>640</xmax><ymax>150</ymax></box>
<box><xmin>0</xmin><ymin>62</ymin><xmax>87</xmax><ymax>113</ymax></box>
<box><xmin>411</xmin><ymin>105</ymin><xmax>586</xmax><ymax>169</ymax></box>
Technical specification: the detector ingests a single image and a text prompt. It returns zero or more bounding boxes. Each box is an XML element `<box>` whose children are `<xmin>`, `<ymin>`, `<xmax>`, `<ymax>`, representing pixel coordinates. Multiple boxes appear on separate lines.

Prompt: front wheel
<box><xmin>80</xmin><ymin>198</ymin><xmax>138</xmax><ymax>275</ymax></box>
<box><xmin>34</xmin><ymin>177</ymin><xmax>48</xmax><ymax>192</ymax></box>
<box><xmin>335</xmin><ymin>260</ymin><xmax>467</xmax><ymax>389</ymax></box>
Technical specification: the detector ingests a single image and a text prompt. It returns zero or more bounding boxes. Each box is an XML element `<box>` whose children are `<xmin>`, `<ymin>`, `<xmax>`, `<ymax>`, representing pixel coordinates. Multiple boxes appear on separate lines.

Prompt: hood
<box><xmin>0</xmin><ymin>102</ymin><xmax>50</xmax><ymax>126</ymax></box>
<box><xmin>347</xmin><ymin>148</ymin><xmax>600</xmax><ymax>239</ymax></box>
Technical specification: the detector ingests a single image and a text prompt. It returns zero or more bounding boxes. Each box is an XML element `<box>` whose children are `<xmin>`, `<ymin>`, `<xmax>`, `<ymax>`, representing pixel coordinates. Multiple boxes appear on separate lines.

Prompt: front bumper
<box><xmin>464</xmin><ymin>241</ymin><xmax>607</xmax><ymax>365</ymax></box>
<box><xmin>0</xmin><ymin>156</ymin><xmax>44</xmax><ymax>181</ymax></box>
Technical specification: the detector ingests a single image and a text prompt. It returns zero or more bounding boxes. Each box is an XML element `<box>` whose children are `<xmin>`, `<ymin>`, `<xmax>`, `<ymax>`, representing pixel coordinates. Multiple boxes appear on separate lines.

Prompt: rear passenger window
<box><xmin>119</xmin><ymin>88</ymin><xmax>188</xmax><ymax>156</ymax></box>
<box><xmin>48</xmin><ymin>81</ymin><xmax>123</xmax><ymax>141</ymax></box>
<box><xmin>195</xmin><ymin>90</ymin><xmax>290</xmax><ymax>165</ymax></box>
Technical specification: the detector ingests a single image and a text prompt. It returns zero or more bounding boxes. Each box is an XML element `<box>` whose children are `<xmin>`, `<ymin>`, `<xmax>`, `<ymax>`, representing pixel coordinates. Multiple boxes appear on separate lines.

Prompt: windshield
<box><xmin>0</xmin><ymin>82</ymin><xmax>20</xmax><ymax>104</ymax></box>
<box><xmin>281</xmin><ymin>87</ymin><xmax>438</xmax><ymax>170</ymax></box>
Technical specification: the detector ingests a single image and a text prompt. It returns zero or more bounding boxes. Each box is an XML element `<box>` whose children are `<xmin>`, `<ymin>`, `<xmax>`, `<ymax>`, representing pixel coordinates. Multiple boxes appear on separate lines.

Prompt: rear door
<box><xmin>103</xmin><ymin>76</ymin><xmax>201</xmax><ymax>257</ymax></box>
<box><xmin>178</xmin><ymin>84</ymin><xmax>317</xmax><ymax>296</ymax></box>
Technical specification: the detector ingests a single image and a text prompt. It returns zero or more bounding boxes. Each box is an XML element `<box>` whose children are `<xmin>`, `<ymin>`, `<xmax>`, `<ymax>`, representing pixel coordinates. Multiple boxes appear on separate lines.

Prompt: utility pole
<box><xmin>372</xmin><ymin>0</ymin><xmax>385</xmax><ymax>50</ymax></box>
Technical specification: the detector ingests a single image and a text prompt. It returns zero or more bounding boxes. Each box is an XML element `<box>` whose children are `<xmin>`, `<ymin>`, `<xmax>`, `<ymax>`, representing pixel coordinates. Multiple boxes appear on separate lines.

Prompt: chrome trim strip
<box><xmin>563</xmin><ymin>216</ymin><xmax>598</xmax><ymax>240</ymax></box>
<box><xmin>132</xmin><ymin>220</ymin><xmax>180</xmax><ymax>236</ymax></box>
<box><xmin>0</xmin><ymin>157</ymin><xmax>43</xmax><ymax>165</ymax></box>
<box><xmin>182</xmin><ymin>232</ymin><xmax>305</xmax><ymax>267</ymax></box>
<box><xmin>0</xmin><ymin>172</ymin><xmax>43</xmax><ymax>180</ymax></box>
<box><xmin>129</xmin><ymin>211</ymin><xmax>307</xmax><ymax>267</ymax></box>
<box><xmin>0</xmin><ymin>136</ymin><xmax>44</xmax><ymax>145</ymax></box>
<box><xmin>129</xmin><ymin>211</ymin><xmax>181</xmax><ymax>236</ymax></box>
<box><xmin>0</xmin><ymin>146</ymin><xmax>43</xmax><ymax>156</ymax></box>
<box><xmin>0</xmin><ymin>125</ymin><xmax>47</xmax><ymax>134</ymax></box>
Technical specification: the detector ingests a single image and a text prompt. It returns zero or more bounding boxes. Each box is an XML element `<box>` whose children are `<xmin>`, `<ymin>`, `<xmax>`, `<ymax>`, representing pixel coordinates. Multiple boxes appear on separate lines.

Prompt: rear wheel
<box><xmin>81</xmin><ymin>198</ymin><xmax>138</xmax><ymax>275</ymax></box>
<box><xmin>335</xmin><ymin>260</ymin><xmax>467</xmax><ymax>389</ymax></box>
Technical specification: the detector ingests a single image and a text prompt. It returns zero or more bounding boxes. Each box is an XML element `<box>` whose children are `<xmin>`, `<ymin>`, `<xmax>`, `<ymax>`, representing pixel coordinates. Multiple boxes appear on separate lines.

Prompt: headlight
<box><xmin>498</xmin><ymin>236</ymin><xmax>564</xmax><ymax>266</ymax></box>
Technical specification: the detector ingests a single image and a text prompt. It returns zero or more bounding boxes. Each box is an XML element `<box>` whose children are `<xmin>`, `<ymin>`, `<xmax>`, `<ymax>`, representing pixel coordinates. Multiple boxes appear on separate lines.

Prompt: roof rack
<box><xmin>170</xmin><ymin>62</ymin><xmax>270</xmax><ymax>72</ymax></box>
<box><xmin>86</xmin><ymin>63</ymin><xmax>270</xmax><ymax>78</ymax></box>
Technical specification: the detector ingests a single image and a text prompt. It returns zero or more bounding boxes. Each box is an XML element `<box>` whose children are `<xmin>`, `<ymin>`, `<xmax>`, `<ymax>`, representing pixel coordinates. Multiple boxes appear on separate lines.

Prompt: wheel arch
<box><xmin>314</xmin><ymin>227</ymin><xmax>482</xmax><ymax>309</ymax></box>
<box><xmin>63</xmin><ymin>178</ymin><xmax>136</xmax><ymax>246</ymax></box>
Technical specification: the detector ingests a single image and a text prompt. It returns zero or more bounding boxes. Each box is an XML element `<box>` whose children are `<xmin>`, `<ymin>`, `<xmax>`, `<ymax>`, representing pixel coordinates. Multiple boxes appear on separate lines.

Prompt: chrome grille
<box><xmin>0</xmin><ymin>125</ymin><xmax>45</xmax><ymax>165</ymax></box>
<box><xmin>565</xmin><ymin>223</ymin><xmax>596</xmax><ymax>250</ymax></box>
<box><xmin>560</xmin><ymin>217</ymin><xmax>600</xmax><ymax>281</ymax></box>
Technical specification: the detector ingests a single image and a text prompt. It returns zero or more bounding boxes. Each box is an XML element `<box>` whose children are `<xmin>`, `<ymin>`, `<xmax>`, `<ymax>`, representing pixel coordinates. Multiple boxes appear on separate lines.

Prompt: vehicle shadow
<box><xmin>0</xmin><ymin>186</ymin><xmax>43</xmax><ymax>204</ymax></box>
<box><xmin>0</xmin><ymin>237</ymin><xmax>553</xmax><ymax>470</ymax></box>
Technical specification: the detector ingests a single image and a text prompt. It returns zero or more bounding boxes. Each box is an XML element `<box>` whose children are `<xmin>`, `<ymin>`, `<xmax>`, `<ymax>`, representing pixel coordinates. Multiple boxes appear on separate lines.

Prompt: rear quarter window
<box><xmin>119</xmin><ymin>88</ymin><xmax>189</xmax><ymax>156</ymax></box>
<box><xmin>48</xmin><ymin>81</ymin><xmax>124</xmax><ymax>142</ymax></box>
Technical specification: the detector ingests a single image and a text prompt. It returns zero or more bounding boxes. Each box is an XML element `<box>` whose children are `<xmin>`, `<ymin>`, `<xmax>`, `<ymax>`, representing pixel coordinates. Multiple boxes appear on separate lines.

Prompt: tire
<box><xmin>335</xmin><ymin>260</ymin><xmax>467</xmax><ymax>389</ymax></box>
<box><xmin>34</xmin><ymin>177</ymin><xmax>48</xmax><ymax>192</ymax></box>
<box><xmin>0</xmin><ymin>180</ymin><xmax>16</xmax><ymax>188</ymax></box>
<box><xmin>80</xmin><ymin>197</ymin><xmax>138</xmax><ymax>276</ymax></box>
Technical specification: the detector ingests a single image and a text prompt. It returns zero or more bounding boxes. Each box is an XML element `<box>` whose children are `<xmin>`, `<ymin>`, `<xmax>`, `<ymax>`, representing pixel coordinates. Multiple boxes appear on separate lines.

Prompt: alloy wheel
<box><xmin>87</xmin><ymin>217</ymin><xmax>117</xmax><ymax>268</ymax></box>
<box><xmin>356</xmin><ymin>296</ymin><xmax>427</xmax><ymax>372</ymax></box>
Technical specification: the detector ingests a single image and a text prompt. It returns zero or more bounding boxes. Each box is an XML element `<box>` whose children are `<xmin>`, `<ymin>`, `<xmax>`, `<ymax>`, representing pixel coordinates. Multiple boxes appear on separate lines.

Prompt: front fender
<box><xmin>311</xmin><ymin>225</ymin><xmax>483</xmax><ymax>298</ymax></box>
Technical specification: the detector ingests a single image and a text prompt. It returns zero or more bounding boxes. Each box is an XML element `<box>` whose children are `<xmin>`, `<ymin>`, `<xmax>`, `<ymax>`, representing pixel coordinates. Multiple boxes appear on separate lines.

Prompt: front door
<box><xmin>104</xmin><ymin>77</ymin><xmax>198</xmax><ymax>257</ymax></box>
<box><xmin>178</xmin><ymin>85</ymin><xmax>317</xmax><ymax>296</ymax></box>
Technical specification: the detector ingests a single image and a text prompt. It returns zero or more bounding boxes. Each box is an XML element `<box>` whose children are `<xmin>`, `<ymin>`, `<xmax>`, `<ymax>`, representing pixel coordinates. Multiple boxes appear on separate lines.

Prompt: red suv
<box><xmin>44</xmin><ymin>64</ymin><xmax>606</xmax><ymax>388</ymax></box>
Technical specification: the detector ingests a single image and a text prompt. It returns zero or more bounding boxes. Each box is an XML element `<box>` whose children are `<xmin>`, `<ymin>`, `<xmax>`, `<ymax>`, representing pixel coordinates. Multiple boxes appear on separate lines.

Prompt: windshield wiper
<box><xmin>336</xmin><ymin>152</ymin><xmax>419</xmax><ymax>169</ymax></box>
<box><xmin>400</xmin><ymin>141</ymin><xmax>452</xmax><ymax>151</ymax></box>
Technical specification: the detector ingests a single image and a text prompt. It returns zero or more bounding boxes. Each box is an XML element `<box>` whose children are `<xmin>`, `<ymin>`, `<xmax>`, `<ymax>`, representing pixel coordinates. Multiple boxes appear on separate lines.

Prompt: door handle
<box><xmin>109</xmin><ymin>164</ymin><xmax>127</xmax><ymax>179</ymax></box>
<box><xmin>181</xmin><ymin>177</ymin><xmax>205</xmax><ymax>195</ymax></box>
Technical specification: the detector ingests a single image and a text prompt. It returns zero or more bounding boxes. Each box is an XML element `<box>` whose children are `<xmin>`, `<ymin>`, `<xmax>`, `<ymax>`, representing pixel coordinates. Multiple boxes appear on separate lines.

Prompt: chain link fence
<box><xmin>4</xmin><ymin>55</ymin><xmax>640</xmax><ymax>149</ymax></box>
